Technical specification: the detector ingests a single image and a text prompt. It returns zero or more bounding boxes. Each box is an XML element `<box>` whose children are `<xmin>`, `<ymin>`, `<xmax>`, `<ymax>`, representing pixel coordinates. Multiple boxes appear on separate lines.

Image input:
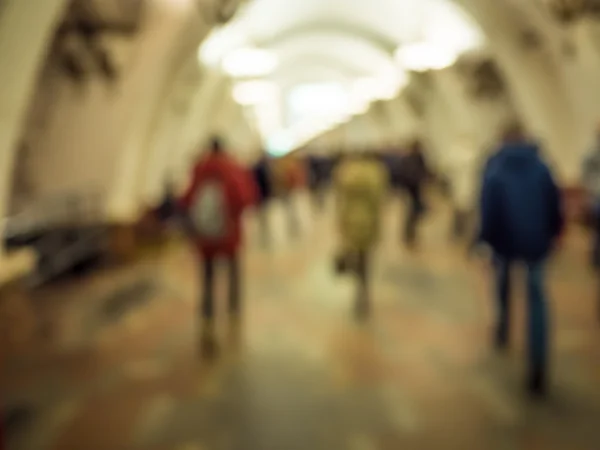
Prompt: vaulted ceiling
<box><xmin>199</xmin><ymin>0</ymin><xmax>484</xmax><ymax>146</ymax></box>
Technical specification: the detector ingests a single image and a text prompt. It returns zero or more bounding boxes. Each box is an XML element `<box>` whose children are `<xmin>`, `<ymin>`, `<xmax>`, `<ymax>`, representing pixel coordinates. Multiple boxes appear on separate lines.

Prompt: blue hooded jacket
<box><xmin>480</xmin><ymin>142</ymin><xmax>563</xmax><ymax>261</ymax></box>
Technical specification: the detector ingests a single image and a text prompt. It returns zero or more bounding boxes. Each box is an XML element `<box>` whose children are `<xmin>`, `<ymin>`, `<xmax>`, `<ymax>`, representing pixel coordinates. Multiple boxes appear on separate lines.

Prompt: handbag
<box><xmin>334</xmin><ymin>252</ymin><xmax>361</xmax><ymax>275</ymax></box>
<box><xmin>334</xmin><ymin>253</ymin><xmax>350</xmax><ymax>275</ymax></box>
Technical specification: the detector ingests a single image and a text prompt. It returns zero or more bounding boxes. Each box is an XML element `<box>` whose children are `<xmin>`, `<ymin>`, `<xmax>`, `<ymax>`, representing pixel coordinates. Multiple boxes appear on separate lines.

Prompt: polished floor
<box><xmin>3</xmin><ymin>193</ymin><xmax>600</xmax><ymax>450</ymax></box>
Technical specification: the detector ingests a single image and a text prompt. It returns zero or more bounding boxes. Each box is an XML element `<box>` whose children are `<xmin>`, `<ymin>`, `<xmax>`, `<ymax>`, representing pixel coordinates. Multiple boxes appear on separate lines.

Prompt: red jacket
<box><xmin>180</xmin><ymin>153</ymin><xmax>258</xmax><ymax>257</ymax></box>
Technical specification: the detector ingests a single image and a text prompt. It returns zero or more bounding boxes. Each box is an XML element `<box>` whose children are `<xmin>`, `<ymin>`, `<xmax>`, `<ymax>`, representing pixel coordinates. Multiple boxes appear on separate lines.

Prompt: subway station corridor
<box><xmin>3</xmin><ymin>195</ymin><xmax>600</xmax><ymax>450</ymax></box>
<box><xmin>7</xmin><ymin>2</ymin><xmax>600</xmax><ymax>448</ymax></box>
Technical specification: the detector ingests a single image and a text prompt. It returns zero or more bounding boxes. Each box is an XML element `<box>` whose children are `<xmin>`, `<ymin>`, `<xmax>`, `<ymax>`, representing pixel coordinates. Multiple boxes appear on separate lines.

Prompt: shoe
<box><xmin>199</xmin><ymin>320</ymin><xmax>218</xmax><ymax>359</ymax></box>
<box><xmin>527</xmin><ymin>370</ymin><xmax>547</xmax><ymax>398</ymax></box>
<box><xmin>494</xmin><ymin>335</ymin><xmax>509</xmax><ymax>352</ymax></box>
<box><xmin>494</xmin><ymin>328</ymin><xmax>509</xmax><ymax>352</ymax></box>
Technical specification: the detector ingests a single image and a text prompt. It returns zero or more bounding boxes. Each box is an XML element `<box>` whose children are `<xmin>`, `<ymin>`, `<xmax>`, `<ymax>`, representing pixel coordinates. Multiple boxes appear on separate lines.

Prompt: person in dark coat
<box><xmin>307</xmin><ymin>154</ymin><xmax>329</xmax><ymax>212</ymax></box>
<box><xmin>252</xmin><ymin>152</ymin><xmax>274</xmax><ymax>247</ymax></box>
<box><xmin>480</xmin><ymin>123</ymin><xmax>564</xmax><ymax>396</ymax></box>
<box><xmin>399</xmin><ymin>141</ymin><xmax>430</xmax><ymax>247</ymax></box>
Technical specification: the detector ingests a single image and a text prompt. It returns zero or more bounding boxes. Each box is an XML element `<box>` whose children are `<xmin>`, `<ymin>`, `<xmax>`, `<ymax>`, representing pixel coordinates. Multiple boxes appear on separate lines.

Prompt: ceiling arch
<box><xmin>273</xmin><ymin>71</ymin><xmax>355</xmax><ymax>100</ymax></box>
<box><xmin>272</xmin><ymin>51</ymin><xmax>369</xmax><ymax>78</ymax></box>
<box><xmin>200</xmin><ymin>0</ymin><xmax>485</xmax><ymax>148</ymax></box>
<box><xmin>225</xmin><ymin>0</ymin><xmax>480</xmax><ymax>49</ymax></box>
<box><xmin>267</xmin><ymin>32</ymin><xmax>398</xmax><ymax>80</ymax></box>
<box><xmin>270</xmin><ymin>51</ymin><xmax>376</xmax><ymax>79</ymax></box>
<box><xmin>269</xmin><ymin>59</ymin><xmax>362</xmax><ymax>90</ymax></box>
<box><xmin>252</xmin><ymin>20</ymin><xmax>397</xmax><ymax>54</ymax></box>
<box><xmin>203</xmin><ymin>0</ymin><xmax>483</xmax><ymax>70</ymax></box>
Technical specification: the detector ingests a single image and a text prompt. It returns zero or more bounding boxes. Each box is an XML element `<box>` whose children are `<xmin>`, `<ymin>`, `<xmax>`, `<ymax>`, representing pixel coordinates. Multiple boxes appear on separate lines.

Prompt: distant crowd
<box><xmin>158</xmin><ymin>120</ymin><xmax>600</xmax><ymax>398</ymax></box>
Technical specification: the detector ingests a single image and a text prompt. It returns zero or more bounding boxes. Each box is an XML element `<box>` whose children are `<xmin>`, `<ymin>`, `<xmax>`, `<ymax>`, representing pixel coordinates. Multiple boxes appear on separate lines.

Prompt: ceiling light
<box><xmin>423</xmin><ymin>2</ymin><xmax>484</xmax><ymax>55</ymax></box>
<box><xmin>222</xmin><ymin>47</ymin><xmax>278</xmax><ymax>77</ymax></box>
<box><xmin>395</xmin><ymin>42</ymin><xmax>458</xmax><ymax>72</ymax></box>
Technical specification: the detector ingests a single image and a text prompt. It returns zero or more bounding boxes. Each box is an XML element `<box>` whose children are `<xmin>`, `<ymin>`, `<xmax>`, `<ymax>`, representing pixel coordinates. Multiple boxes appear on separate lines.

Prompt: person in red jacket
<box><xmin>179</xmin><ymin>136</ymin><xmax>258</xmax><ymax>345</ymax></box>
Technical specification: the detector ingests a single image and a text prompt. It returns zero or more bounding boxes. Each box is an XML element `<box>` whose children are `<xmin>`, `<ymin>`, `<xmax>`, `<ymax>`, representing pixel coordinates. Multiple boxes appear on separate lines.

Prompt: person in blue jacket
<box><xmin>479</xmin><ymin>123</ymin><xmax>564</xmax><ymax>397</ymax></box>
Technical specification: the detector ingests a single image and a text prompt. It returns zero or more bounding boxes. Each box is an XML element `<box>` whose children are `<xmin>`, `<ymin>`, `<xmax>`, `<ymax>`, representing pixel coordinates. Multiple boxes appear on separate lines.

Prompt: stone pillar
<box><xmin>459</xmin><ymin>0</ymin><xmax>589</xmax><ymax>184</ymax></box>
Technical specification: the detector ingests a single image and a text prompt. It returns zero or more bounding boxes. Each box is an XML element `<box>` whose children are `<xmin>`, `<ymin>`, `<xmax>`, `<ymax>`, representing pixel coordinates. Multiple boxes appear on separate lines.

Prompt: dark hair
<box><xmin>409</xmin><ymin>140</ymin><xmax>422</xmax><ymax>153</ymax></box>
<box><xmin>503</xmin><ymin>122</ymin><xmax>524</xmax><ymax>141</ymax></box>
<box><xmin>210</xmin><ymin>136</ymin><xmax>223</xmax><ymax>153</ymax></box>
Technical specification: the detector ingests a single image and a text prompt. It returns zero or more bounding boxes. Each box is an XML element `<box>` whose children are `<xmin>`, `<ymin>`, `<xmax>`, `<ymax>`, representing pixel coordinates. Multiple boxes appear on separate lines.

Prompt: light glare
<box><xmin>288</xmin><ymin>82</ymin><xmax>348</xmax><ymax>122</ymax></box>
<box><xmin>199</xmin><ymin>28</ymin><xmax>246</xmax><ymax>67</ymax></box>
<box><xmin>395</xmin><ymin>42</ymin><xmax>458</xmax><ymax>72</ymax></box>
<box><xmin>222</xmin><ymin>48</ymin><xmax>278</xmax><ymax>77</ymax></box>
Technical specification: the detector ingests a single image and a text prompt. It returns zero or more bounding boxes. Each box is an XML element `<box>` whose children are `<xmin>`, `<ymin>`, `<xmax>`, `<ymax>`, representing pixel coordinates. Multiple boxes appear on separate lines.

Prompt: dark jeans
<box><xmin>403</xmin><ymin>187</ymin><xmax>424</xmax><ymax>246</ymax></box>
<box><xmin>201</xmin><ymin>256</ymin><xmax>241</xmax><ymax>321</ymax></box>
<box><xmin>494</xmin><ymin>257</ymin><xmax>549</xmax><ymax>380</ymax></box>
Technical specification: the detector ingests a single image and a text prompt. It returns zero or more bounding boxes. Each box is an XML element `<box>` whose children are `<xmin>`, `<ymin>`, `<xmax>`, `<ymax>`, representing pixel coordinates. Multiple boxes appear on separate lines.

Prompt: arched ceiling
<box><xmin>199</xmin><ymin>0</ymin><xmax>485</xmax><ymax>150</ymax></box>
<box><xmin>203</xmin><ymin>0</ymin><xmax>483</xmax><ymax>71</ymax></box>
<box><xmin>230</xmin><ymin>0</ymin><xmax>480</xmax><ymax>47</ymax></box>
<box><xmin>253</xmin><ymin>20</ymin><xmax>398</xmax><ymax>54</ymax></box>
<box><xmin>267</xmin><ymin>31</ymin><xmax>396</xmax><ymax>76</ymax></box>
<box><xmin>270</xmin><ymin>55</ymin><xmax>369</xmax><ymax>80</ymax></box>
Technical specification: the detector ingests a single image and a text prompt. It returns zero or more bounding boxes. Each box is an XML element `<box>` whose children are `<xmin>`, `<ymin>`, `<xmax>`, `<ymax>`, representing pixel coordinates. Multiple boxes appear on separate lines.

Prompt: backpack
<box><xmin>190</xmin><ymin>179</ymin><xmax>230</xmax><ymax>239</ymax></box>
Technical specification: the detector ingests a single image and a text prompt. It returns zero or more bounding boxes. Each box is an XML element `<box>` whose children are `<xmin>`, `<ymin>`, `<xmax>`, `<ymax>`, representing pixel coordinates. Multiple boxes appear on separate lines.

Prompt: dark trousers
<box><xmin>403</xmin><ymin>187</ymin><xmax>424</xmax><ymax>246</ymax></box>
<box><xmin>335</xmin><ymin>250</ymin><xmax>371</xmax><ymax>318</ymax></box>
<box><xmin>494</xmin><ymin>257</ymin><xmax>549</xmax><ymax>382</ymax></box>
<box><xmin>201</xmin><ymin>256</ymin><xmax>241</xmax><ymax>321</ymax></box>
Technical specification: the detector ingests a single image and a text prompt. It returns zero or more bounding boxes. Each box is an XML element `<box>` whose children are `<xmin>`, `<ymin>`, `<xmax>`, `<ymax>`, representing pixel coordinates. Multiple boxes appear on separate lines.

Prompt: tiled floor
<box><xmin>3</xmin><ymin>193</ymin><xmax>600</xmax><ymax>450</ymax></box>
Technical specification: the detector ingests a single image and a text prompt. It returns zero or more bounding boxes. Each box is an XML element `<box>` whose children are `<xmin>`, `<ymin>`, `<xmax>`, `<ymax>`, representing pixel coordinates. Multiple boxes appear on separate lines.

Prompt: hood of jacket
<box><xmin>494</xmin><ymin>142</ymin><xmax>541</xmax><ymax>173</ymax></box>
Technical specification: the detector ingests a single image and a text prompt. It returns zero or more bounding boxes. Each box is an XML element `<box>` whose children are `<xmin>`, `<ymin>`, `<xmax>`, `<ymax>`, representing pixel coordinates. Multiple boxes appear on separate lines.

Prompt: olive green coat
<box><xmin>334</xmin><ymin>158</ymin><xmax>388</xmax><ymax>253</ymax></box>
